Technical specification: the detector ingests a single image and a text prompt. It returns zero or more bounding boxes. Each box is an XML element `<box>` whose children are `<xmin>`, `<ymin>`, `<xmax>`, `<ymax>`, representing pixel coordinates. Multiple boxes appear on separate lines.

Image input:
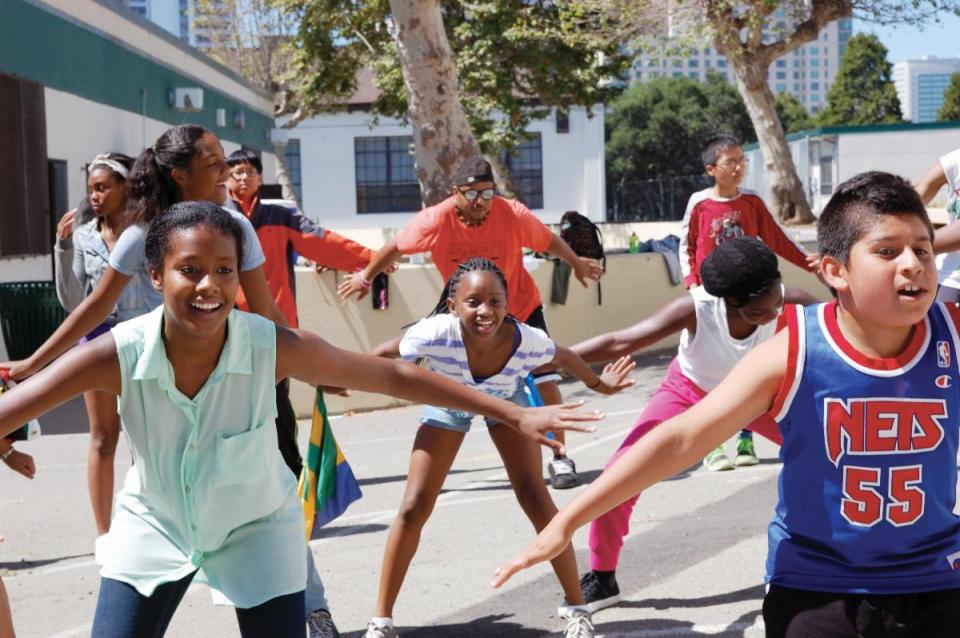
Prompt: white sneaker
<box><xmin>363</xmin><ymin>622</ymin><xmax>398</xmax><ymax>638</ymax></box>
<box><xmin>703</xmin><ymin>445</ymin><xmax>734</xmax><ymax>472</ymax></box>
<box><xmin>549</xmin><ymin>455</ymin><xmax>580</xmax><ymax>489</ymax></box>
<box><xmin>562</xmin><ymin>610</ymin><xmax>595</xmax><ymax>638</ymax></box>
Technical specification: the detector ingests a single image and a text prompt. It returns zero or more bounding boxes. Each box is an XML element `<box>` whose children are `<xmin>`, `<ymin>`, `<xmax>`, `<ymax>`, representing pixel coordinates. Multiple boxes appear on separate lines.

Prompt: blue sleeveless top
<box><xmin>767</xmin><ymin>300</ymin><xmax>960</xmax><ymax>594</ymax></box>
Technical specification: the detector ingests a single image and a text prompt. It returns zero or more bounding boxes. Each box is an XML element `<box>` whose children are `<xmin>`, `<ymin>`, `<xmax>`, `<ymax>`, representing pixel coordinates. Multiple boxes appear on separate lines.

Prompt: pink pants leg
<box><xmin>587</xmin><ymin>359</ymin><xmax>782</xmax><ymax>571</ymax></box>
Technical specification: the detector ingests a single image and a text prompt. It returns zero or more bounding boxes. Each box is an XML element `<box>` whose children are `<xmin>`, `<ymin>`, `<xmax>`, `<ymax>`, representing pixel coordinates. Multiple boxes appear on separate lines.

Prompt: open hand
<box><xmin>3</xmin><ymin>449</ymin><xmax>35</xmax><ymax>479</ymax></box>
<box><xmin>573</xmin><ymin>257</ymin><xmax>604</xmax><ymax>287</ymax></box>
<box><xmin>593</xmin><ymin>356</ymin><xmax>637</xmax><ymax>395</ymax></box>
<box><xmin>516</xmin><ymin>400</ymin><xmax>602</xmax><ymax>454</ymax></box>
<box><xmin>337</xmin><ymin>271</ymin><xmax>371</xmax><ymax>302</ymax></box>
<box><xmin>56</xmin><ymin>208</ymin><xmax>78</xmax><ymax>241</ymax></box>
<box><xmin>491</xmin><ymin>520</ymin><xmax>572</xmax><ymax>588</ymax></box>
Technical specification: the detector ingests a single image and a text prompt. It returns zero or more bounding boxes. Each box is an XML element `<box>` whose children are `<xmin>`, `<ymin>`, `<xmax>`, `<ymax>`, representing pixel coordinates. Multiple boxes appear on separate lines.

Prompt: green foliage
<box><xmin>775</xmin><ymin>92</ymin><xmax>813</xmax><ymax>133</ymax></box>
<box><xmin>605</xmin><ymin>72</ymin><xmax>754</xmax><ymax>183</ymax></box>
<box><xmin>817</xmin><ymin>33</ymin><xmax>902</xmax><ymax>126</ymax></box>
<box><xmin>274</xmin><ymin>1</ymin><xmax>630</xmax><ymax>154</ymax></box>
<box><xmin>938</xmin><ymin>73</ymin><xmax>960</xmax><ymax>122</ymax></box>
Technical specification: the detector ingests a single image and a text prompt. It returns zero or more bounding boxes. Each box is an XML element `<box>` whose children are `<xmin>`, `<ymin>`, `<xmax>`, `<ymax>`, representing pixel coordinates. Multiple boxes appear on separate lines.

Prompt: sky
<box><xmin>855</xmin><ymin>14</ymin><xmax>960</xmax><ymax>63</ymax></box>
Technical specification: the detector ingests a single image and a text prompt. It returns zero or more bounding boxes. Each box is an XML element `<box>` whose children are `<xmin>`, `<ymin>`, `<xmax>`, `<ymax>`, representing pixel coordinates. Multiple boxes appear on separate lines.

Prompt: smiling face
<box><xmin>87</xmin><ymin>167</ymin><xmax>127</xmax><ymax>218</ymax></box>
<box><xmin>728</xmin><ymin>282</ymin><xmax>784</xmax><ymax>327</ymax></box>
<box><xmin>171</xmin><ymin>132</ymin><xmax>229</xmax><ymax>205</ymax></box>
<box><xmin>823</xmin><ymin>213</ymin><xmax>937</xmax><ymax>330</ymax></box>
<box><xmin>150</xmin><ymin>224</ymin><xmax>240</xmax><ymax>341</ymax></box>
<box><xmin>452</xmin><ymin>180</ymin><xmax>496</xmax><ymax>225</ymax></box>
<box><xmin>447</xmin><ymin>270</ymin><xmax>509</xmax><ymax>340</ymax></box>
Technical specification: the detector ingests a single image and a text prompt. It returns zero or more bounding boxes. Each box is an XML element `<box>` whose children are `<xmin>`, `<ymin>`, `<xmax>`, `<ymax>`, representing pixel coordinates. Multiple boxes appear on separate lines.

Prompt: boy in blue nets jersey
<box><xmin>493</xmin><ymin>172</ymin><xmax>960</xmax><ymax>637</ymax></box>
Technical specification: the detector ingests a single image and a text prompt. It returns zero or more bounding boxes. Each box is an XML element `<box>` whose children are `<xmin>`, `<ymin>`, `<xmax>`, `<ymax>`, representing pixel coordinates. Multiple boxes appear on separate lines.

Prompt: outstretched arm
<box><xmin>491</xmin><ymin>330</ymin><xmax>788</xmax><ymax>587</ymax></box>
<box><xmin>571</xmin><ymin>295</ymin><xmax>696</xmax><ymax>364</ymax></box>
<box><xmin>546</xmin><ymin>234</ymin><xmax>604</xmax><ymax>287</ymax></box>
<box><xmin>551</xmin><ymin>347</ymin><xmax>636</xmax><ymax>395</ymax></box>
<box><xmin>370</xmin><ymin>335</ymin><xmax>403</xmax><ymax>359</ymax></box>
<box><xmin>276</xmin><ymin>328</ymin><xmax>602</xmax><ymax>453</ymax></box>
<box><xmin>0</xmin><ymin>335</ymin><xmax>120</xmax><ymax>439</ymax></box>
<box><xmin>338</xmin><ymin>240</ymin><xmax>403</xmax><ymax>301</ymax></box>
<box><xmin>915</xmin><ymin>162</ymin><xmax>947</xmax><ymax>205</ymax></box>
<box><xmin>0</xmin><ymin>268</ymin><xmax>130</xmax><ymax>380</ymax></box>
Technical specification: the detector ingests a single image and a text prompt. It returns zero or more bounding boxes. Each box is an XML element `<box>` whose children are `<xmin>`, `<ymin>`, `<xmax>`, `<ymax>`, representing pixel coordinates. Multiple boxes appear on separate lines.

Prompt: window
<box><xmin>794</xmin><ymin>83</ymin><xmax>802</xmax><ymax>92</ymax></box>
<box><xmin>811</xmin><ymin>70</ymin><xmax>820</xmax><ymax>79</ymax></box>
<box><xmin>556</xmin><ymin>109</ymin><xmax>569</xmax><ymax>134</ymax></box>
<box><xmin>776</xmin><ymin>59</ymin><xmax>787</xmax><ymax>68</ymax></box>
<box><xmin>810</xmin><ymin>46</ymin><xmax>820</xmax><ymax>55</ymax></box>
<box><xmin>811</xmin><ymin>58</ymin><xmax>819</xmax><ymax>67</ymax></box>
<box><xmin>673</xmin><ymin>71</ymin><xmax>683</xmax><ymax>78</ymax></box>
<box><xmin>776</xmin><ymin>83</ymin><xmax>787</xmax><ymax>93</ymax></box>
<box><xmin>811</xmin><ymin>82</ymin><xmax>820</xmax><ymax>91</ymax></box>
<box><xmin>705</xmin><ymin>59</ymin><xmax>712</xmax><ymax>67</ymax></box>
<box><xmin>503</xmin><ymin>133</ymin><xmax>543</xmax><ymax>209</ymax></box>
<box><xmin>688</xmin><ymin>71</ymin><xmax>699</xmax><ymax>79</ymax></box>
<box><xmin>811</xmin><ymin>93</ymin><xmax>820</xmax><ymax>104</ymax></box>
<box><xmin>776</xmin><ymin>71</ymin><xmax>787</xmax><ymax>80</ymax></box>
<box><xmin>354</xmin><ymin>136</ymin><xmax>421</xmax><ymax>214</ymax></box>
<box><xmin>689</xmin><ymin>59</ymin><xmax>699</xmax><ymax>68</ymax></box>
<box><xmin>717</xmin><ymin>59</ymin><xmax>727</xmax><ymax>68</ymax></box>
<box><xmin>283</xmin><ymin>139</ymin><xmax>302</xmax><ymax>201</ymax></box>
<box><xmin>704</xmin><ymin>48</ymin><xmax>712</xmax><ymax>55</ymax></box>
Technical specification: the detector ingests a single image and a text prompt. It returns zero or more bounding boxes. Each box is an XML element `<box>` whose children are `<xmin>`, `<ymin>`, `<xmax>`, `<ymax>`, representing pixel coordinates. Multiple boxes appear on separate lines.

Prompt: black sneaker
<box><xmin>579</xmin><ymin>570</ymin><xmax>621</xmax><ymax>613</ymax></box>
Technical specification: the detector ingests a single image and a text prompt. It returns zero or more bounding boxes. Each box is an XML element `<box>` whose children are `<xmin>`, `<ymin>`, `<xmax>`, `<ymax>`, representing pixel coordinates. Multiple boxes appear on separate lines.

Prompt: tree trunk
<box><xmin>486</xmin><ymin>153</ymin><xmax>524</xmax><ymax>202</ymax></box>
<box><xmin>729</xmin><ymin>57</ymin><xmax>815</xmax><ymax>224</ymax></box>
<box><xmin>388</xmin><ymin>0</ymin><xmax>481</xmax><ymax>206</ymax></box>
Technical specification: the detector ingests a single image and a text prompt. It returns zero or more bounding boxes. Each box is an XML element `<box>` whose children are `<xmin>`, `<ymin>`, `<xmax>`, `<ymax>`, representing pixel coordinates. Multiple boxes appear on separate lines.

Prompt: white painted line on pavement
<box><xmin>4</xmin><ymin>558</ymin><xmax>96</xmax><ymax>580</ymax></box>
<box><xmin>601</xmin><ymin>620</ymin><xmax>759</xmax><ymax>637</ymax></box>
<box><xmin>45</xmin><ymin>621</ymin><xmax>92</xmax><ymax>638</ymax></box>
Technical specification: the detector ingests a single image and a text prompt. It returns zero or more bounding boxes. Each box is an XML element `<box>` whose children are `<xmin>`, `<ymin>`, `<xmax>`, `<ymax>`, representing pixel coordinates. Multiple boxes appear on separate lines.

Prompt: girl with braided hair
<box><xmin>366</xmin><ymin>257</ymin><xmax>636</xmax><ymax>638</ymax></box>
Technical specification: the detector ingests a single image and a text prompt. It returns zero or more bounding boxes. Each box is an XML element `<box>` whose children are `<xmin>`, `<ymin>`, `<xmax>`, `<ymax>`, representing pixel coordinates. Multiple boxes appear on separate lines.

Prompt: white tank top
<box><xmin>676</xmin><ymin>285</ymin><xmax>780</xmax><ymax>391</ymax></box>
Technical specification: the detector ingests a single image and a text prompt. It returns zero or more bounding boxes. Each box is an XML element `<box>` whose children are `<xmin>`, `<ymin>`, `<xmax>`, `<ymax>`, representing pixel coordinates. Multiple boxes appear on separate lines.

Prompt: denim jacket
<box><xmin>54</xmin><ymin>218</ymin><xmax>153</xmax><ymax>322</ymax></box>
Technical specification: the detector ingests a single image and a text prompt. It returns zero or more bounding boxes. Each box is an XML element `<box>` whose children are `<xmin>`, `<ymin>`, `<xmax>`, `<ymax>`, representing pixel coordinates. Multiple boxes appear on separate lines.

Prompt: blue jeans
<box><xmin>91</xmin><ymin>573</ymin><xmax>305</xmax><ymax>637</ymax></box>
<box><xmin>305</xmin><ymin>543</ymin><xmax>329</xmax><ymax>616</ymax></box>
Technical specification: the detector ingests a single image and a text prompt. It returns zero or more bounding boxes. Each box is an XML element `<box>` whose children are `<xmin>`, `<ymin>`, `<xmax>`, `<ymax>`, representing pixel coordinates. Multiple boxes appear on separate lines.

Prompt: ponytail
<box><xmin>127</xmin><ymin>124</ymin><xmax>208</xmax><ymax>224</ymax></box>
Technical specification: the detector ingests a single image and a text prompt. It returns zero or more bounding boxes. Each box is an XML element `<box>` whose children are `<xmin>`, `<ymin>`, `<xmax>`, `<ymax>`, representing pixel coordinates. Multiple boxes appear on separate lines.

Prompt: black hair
<box><xmin>88</xmin><ymin>152</ymin><xmax>135</xmax><ymax>182</ymax></box>
<box><xmin>73</xmin><ymin>196</ymin><xmax>97</xmax><ymax>227</ymax></box>
<box><xmin>145</xmin><ymin>201</ymin><xmax>245</xmax><ymax>274</ymax></box>
<box><xmin>226</xmin><ymin>149</ymin><xmax>263</xmax><ymax>175</ymax></box>
<box><xmin>428</xmin><ymin>257</ymin><xmax>509</xmax><ymax>317</ymax></box>
<box><xmin>701</xmin><ymin>134</ymin><xmax>742</xmax><ymax>168</ymax></box>
<box><xmin>701</xmin><ymin>237</ymin><xmax>781</xmax><ymax>305</ymax></box>
<box><xmin>128</xmin><ymin>124</ymin><xmax>210</xmax><ymax>224</ymax></box>
<box><xmin>817</xmin><ymin>171</ymin><xmax>932</xmax><ymax>267</ymax></box>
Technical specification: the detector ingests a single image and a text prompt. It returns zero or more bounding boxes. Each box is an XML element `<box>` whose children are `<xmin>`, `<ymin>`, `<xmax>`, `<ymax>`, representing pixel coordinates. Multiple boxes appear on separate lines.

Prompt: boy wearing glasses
<box><xmin>339</xmin><ymin>157</ymin><xmax>603</xmax><ymax>489</ymax></box>
<box><xmin>679</xmin><ymin>135</ymin><xmax>819</xmax><ymax>471</ymax></box>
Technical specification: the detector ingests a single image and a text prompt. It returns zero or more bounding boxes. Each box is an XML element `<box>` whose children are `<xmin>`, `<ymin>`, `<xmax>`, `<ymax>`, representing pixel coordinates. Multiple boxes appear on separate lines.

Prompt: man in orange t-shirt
<box><xmin>339</xmin><ymin>157</ymin><xmax>602</xmax><ymax>488</ymax></box>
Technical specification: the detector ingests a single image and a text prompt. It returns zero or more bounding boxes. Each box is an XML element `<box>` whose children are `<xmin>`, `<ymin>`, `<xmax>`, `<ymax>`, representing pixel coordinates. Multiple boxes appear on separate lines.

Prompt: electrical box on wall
<box><xmin>170</xmin><ymin>88</ymin><xmax>204</xmax><ymax>112</ymax></box>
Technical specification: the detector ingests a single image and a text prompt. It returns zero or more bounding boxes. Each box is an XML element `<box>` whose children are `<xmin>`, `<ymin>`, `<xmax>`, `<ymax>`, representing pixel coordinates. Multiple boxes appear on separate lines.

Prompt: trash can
<box><xmin>0</xmin><ymin>281</ymin><xmax>67</xmax><ymax>360</ymax></box>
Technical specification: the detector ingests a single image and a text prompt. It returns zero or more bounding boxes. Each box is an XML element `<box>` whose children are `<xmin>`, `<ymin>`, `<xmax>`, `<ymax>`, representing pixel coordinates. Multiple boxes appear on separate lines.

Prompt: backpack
<box><xmin>559</xmin><ymin>211</ymin><xmax>605</xmax><ymax>304</ymax></box>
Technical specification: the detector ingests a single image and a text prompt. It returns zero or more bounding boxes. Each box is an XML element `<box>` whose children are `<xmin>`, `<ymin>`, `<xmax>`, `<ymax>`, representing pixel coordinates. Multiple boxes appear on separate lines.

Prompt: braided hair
<box><xmin>700</xmin><ymin>237</ymin><xmax>781</xmax><ymax>306</ymax></box>
<box><xmin>428</xmin><ymin>257</ymin><xmax>509</xmax><ymax>317</ymax></box>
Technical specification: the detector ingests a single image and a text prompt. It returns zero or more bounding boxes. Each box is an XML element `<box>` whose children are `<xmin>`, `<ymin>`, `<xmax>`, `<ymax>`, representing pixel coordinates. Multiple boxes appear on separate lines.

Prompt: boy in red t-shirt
<box><xmin>339</xmin><ymin>157</ymin><xmax>603</xmax><ymax>489</ymax></box>
<box><xmin>679</xmin><ymin>135</ymin><xmax>819</xmax><ymax>470</ymax></box>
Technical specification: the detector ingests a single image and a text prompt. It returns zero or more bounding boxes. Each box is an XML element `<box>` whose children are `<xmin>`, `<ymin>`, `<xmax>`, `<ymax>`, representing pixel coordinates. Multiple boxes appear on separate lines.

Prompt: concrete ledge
<box><xmin>290</xmin><ymin>251</ymin><xmax>826</xmax><ymax>416</ymax></box>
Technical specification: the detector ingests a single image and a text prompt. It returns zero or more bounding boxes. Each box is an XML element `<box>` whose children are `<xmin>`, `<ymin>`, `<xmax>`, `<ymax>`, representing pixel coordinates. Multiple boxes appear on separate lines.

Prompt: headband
<box><xmin>89</xmin><ymin>154</ymin><xmax>129</xmax><ymax>180</ymax></box>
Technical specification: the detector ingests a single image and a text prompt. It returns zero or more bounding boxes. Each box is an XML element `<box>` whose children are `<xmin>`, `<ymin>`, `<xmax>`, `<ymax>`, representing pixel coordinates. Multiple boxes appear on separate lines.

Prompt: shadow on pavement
<box><xmin>342</xmin><ymin>614</ymin><xmax>549</xmax><ymax>637</ymax></box>
<box><xmin>595</xmin><ymin>608</ymin><xmax>761</xmax><ymax>637</ymax></box>
<box><xmin>313</xmin><ymin>523</ymin><xmax>388</xmax><ymax>539</ymax></box>
<box><xmin>0</xmin><ymin>552</ymin><xmax>92</xmax><ymax>571</ymax></box>
<box><xmin>359</xmin><ymin>466</ymin><xmax>501</xmax><ymax>488</ymax></box>
<box><xmin>616</xmin><ymin>584</ymin><xmax>765</xmax><ymax>610</ymax></box>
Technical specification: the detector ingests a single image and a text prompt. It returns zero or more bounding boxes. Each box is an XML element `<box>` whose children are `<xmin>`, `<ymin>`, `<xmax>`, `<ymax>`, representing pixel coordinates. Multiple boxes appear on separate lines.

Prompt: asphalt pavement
<box><xmin>2</xmin><ymin>351</ymin><xmax>783</xmax><ymax>637</ymax></box>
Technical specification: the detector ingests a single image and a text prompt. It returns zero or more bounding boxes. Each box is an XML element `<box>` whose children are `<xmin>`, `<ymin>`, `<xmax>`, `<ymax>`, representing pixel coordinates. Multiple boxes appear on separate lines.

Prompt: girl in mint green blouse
<box><xmin>0</xmin><ymin>202</ymin><xmax>600</xmax><ymax>636</ymax></box>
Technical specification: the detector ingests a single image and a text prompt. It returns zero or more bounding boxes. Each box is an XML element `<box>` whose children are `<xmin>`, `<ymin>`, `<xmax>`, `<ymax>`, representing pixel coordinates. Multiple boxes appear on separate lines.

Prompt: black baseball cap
<box><xmin>453</xmin><ymin>157</ymin><xmax>495</xmax><ymax>186</ymax></box>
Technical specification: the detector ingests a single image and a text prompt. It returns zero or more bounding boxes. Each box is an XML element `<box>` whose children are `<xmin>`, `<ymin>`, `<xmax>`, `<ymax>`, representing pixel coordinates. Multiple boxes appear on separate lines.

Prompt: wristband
<box><xmin>0</xmin><ymin>446</ymin><xmax>14</xmax><ymax>461</ymax></box>
<box><xmin>587</xmin><ymin>378</ymin><xmax>601</xmax><ymax>389</ymax></box>
<box><xmin>357</xmin><ymin>271</ymin><xmax>372</xmax><ymax>289</ymax></box>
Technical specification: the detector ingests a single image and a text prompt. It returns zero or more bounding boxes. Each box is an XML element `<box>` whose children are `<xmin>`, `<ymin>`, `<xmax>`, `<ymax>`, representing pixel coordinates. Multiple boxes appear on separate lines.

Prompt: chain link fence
<box><xmin>607</xmin><ymin>174</ymin><xmax>713</xmax><ymax>222</ymax></box>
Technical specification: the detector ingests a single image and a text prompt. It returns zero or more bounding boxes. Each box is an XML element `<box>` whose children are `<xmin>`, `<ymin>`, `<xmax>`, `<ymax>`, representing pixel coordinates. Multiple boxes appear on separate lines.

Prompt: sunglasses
<box><xmin>459</xmin><ymin>188</ymin><xmax>495</xmax><ymax>202</ymax></box>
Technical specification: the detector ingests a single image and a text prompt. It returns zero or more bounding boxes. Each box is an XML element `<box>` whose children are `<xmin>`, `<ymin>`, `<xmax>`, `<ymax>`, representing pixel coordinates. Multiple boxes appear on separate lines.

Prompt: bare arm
<box><xmin>275</xmin><ymin>328</ymin><xmax>602</xmax><ymax>452</ymax></box>
<box><xmin>338</xmin><ymin>241</ymin><xmax>404</xmax><ymax>301</ymax></box>
<box><xmin>915</xmin><ymin>162</ymin><xmax>947</xmax><ymax>205</ymax></box>
<box><xmin>571</xmin><ymin>295</ymin><xmax>696</xmax><ymax>364</ymax></box>
<box><xmin>0</xmin><ymin>268</ymin><xmax>130</xmax><ymax>379</ymax></box>
<box><xmin>0</xmin><ymin>334</ymin><xmax>120</xmax><ymax>439</ymax></box>
<box><xmin>492</xmin><ymin>331</ymin><xmax>788</xmax><ymax>587</ymax></box>
<box><xmin>551</xmin><ymin>346</ymin><xmax>636</xmax><ymax>395</ymax></box>
<box><xmin>546</xmin><ymin>234</ymin><xmax>604</xmax><ymax>287</ymax></box>
<box><xmin>935</xmin><ymin>222</ymin><xmax>960</xmax><ymax>255</ymax></box>
<box><xmin>370</xmin><ymin>335</ymin><xmax>403</xmax><ymax>359</ymax></box>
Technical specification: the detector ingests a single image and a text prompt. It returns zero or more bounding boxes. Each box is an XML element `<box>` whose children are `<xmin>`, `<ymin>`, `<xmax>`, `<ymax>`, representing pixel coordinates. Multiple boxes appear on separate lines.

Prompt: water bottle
<box><xmin>628</xmin><ymin>231</ymin><xmax>640</xmax><ymax>254</ymax></box>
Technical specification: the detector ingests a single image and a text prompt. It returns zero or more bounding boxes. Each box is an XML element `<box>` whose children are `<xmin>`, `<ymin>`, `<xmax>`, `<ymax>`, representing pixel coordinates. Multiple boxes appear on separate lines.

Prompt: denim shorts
<box><xmin>421</xmin><ymin>385</ymin><xmax>530</xmax><ymax>433</ymax></box>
